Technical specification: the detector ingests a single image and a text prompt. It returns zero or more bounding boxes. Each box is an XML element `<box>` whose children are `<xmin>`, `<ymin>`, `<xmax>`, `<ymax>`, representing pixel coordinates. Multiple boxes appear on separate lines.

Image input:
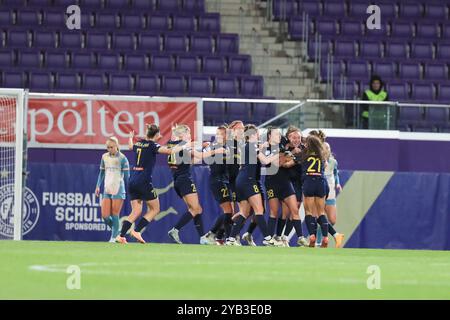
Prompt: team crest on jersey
<box><xmin>0</xmin><ymin>184</ymin><xmax>40</xmax><ymax>237</ymax></box>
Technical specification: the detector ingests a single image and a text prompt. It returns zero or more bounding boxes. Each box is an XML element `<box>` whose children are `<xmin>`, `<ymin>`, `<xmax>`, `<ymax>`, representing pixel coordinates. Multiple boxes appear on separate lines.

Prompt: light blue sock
<box><xmin>103</xmin><ymin>216</ymin><xmax>113</xmax><ymax>228</ymax></box>
<box><xmin>316</xmin><ymin>227</ymin><xmax>323</xmax><ymax>244</ymax></box>
<box><xmin>111</xmin><ymin>216</ymin><xmax>120</xmax><ymax>238</ymax></box>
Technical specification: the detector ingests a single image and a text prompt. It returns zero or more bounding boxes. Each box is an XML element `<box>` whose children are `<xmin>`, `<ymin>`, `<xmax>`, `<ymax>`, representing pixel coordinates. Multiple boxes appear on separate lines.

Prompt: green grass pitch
<box><xmin>1</xmin><ymin>240</ymin><xmax>449</xmax><ymax>299</ymax></box>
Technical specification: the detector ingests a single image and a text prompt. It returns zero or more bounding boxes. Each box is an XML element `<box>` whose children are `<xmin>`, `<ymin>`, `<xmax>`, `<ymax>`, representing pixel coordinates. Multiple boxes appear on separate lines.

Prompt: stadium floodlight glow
<box><xmin>0</xmin><ymin>88</ymin><xmax>27</xmax><ymax>241</ymax></box>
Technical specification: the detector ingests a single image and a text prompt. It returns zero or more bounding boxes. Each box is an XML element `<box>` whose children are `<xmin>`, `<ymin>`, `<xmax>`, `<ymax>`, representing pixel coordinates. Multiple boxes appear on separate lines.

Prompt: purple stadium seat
<box><xmin>397</xmin><ymin>107</ymin><xmax>423</xmax><ymax>128</ymax></box>
<box><xmin>7</xmin><ymin>30</ymin><xmax>29</xmax><ymax>48</ymax></box>
<box><xmin>161</xmin><ymin>75</ymin><xmax>185</xmax><ymax>95</ymax></box>
<box><xmin>348</xmin><ymin>1</ymin><xmax>367</xmax><ymax>17</ymax></box>
<box><xmin>16</xmin><ymin>10</ymin><xmax>40</xmax><ymax>26</ymax></box>
<box><xmin>240</xmin><ymin>76</ymin><xmax>264</xmax><ymax>97</ymax></box>
<box><xmin>399</xmin><ymin>63</ymin><xmax>421</xmax><ymax>79</ymax></box>
<box><xmin>105</xmin><ymin>0</ymin><xmax>130</xmax><ymax>10</ymax></box>
<box><xmin>43</xmin><ymin>10</ymin><xmax>66</xmax><ymax>28</ymax></box>
<box><xmin>320</xmin><ymin>61</ymin><xmax>344</xmax><ymax>80</ymax></box>
<box><xmin>360</xmin><ymin>41</ymin><xmax>382</xmax><ymax>58</ymax></box>
<box><xmin>98</xmin><ymin>53</ymin><xmax>121</xmax><ymax>71</ymax></box>
<box><xmin>315</xmin><ymin>19</ymin><xmax>337</xmax><ymax>37</ymax></box>
<box><xmin>82</xmin><ymin>73</ymin><xmax>107</xmax><ymax>94</ymax></box>
<box><xmin>183</xmin><ymin>0</ymin><xmax>205</xmax><ymax>13</ymax></box>
<box><xmin>151</xmin><ymin>54</ymin><xmax>173</xmax><ymax>72</ymax></box>
<box><xmin>373</xmin><ymin>62</ymin><xmax>396</xmax><ymax>80</ymax></box>
<box><xmin>79</xmin><ymin>0</ymin><xmax>103</xmax><ymax>8</ymax></box>
<box><xmin>378</xmin><ymin>2</ymin><xmax>396</xmax><ymax>19</ymax></box>
<box><xmin>424</xmin><ymin>63</ymin><xmax>448</xmax><ymax>81</ymax></box>
<box><xmin>228</xmin><ymin>55</ymin><xmax>251</xmax><ymax>74</ymax></box>
<box><xmin>199</xmin><ymin>13</ymin><xmax>220</xmax><ymax>32</ymax></box>
<box><xmin>28</xmin><ymin>0</ymin><xmax>52</xmax><ymax>6</ymax></box>
<box><xmin>217</xmin><ymin>34</ymin><xmax>239</xmax><ymax>54</ymax></box>
<box><xmin>203</xmin><ymin>102</ymin><xmax>225</xmax><ymax>125</ymax></box>
<box><xmin>190</xmin><ymin>34</ymin><xmax>213</xmax><ymax>53</ymax></box>
<box><xmin>29</xmin><ymin>72</ymin><xmax>53</xmax><ymax>92</ymax></box>
<box><xmin>33</xmin><ymin>31</ymin><xmax>57</xmax><ymax>49</ymax></box>
<box><xmin>203</xmin><ymin>56</ymin><xmax>225</xmax><ymax>74</ymax></box>
<box><xmin>333</xmin><ymin>81</ymin><xmax>357</xmax><ymax>99</ymax></box>
<box><xmin>136</xmin><ymin>75</ymin><xmax>159</xmax><ymax>95</ymax></box>
<box><xmin>113</xmin><ymin>33</ymin><xmax>135</xmax><ymax>51</ymax></box>
<box><xmin>364</xmin><ymin>22</ymin><xmax>388</xmax><ymax>38</ymax></box>
<box><xmin>86</xmin><ymin>33</ymin><xmax>109</xmax><ymax>50</ymax></box>
<box><xmin>95</xmin><ymin>12</ymin><xmax>118</xmax><ymax>29</ymax></box>
<box><xmin>132</xmin><ymin>0</ymin><xmax>154</xmax><ymax>11</ymax></box>
<box><xmin>416</xmin><ymin>23</ymin><xmax>439</xmax><ymax>39</ymax></box>
<box><xmin>307</xmin><ymin>40</ymin><xmax>331</xmax><ymax>59</ymax></box>
<box><xmin>288</xmin><ymin>17</ymin><xmax>306</xmax><ymax>40</ymax></box>
<box><xmin>109</xmin><ymin>74</ymin><xmax>132</xmax><ymax>94</ymax></box>
<box><xmin>399</xmin><ymin>2</ymin><xmax>423</xmax><ymax>19</ymax></box>
<box><xmin>71</xmin><ymin>52</ymin><xmax>96</xmax><ymax>70</ymax></box>
<box><xmin>122</xmin><ymin>13</ymin><xmax>145</xmax><ymax>30</ymax></box>
<box><xmin>176</xmin><ymin>55</ymin><xmax>199</xmax><ymax>73</ymax></box>
<box><xmin>18</xmin><ymin>51</ymin><xmax>41</xmax><ymax>69</ymax></box>
<box><xmin>391</xmin><ymin>22</ymin><xmax>414</xmax><ymax>38</ymax></box>
<box><xmin>165</xmin><ymin>34</ymin><xmax>187</xmax><ymax>53</ymax></box>
<box><xmin>410</xmin><ymin>43</ymin><xmax>433</xmax><ymax>60</ymax></box>
<box><xmin>148</xmin><ymin>13</ymin><xmax>169</xmax><ymax>31</ymax></box>
<box><xmin>437</xmin><ymin>85</ymin><xmax>450</xmax><ymax>103</ymax></box>
<box><xmin>0</xmin><ymin>10</ymin><xmax>13</xmax><ymax>26</ymax></box>
<box><xmin>334</xmin><ymin>40</ymin><xmax>357</xmax><ymax>57</ymax></box>
<box><xmin>443</xmin><ymin>24</ymin><xmax>450</xmax><ymax>39</ymax></box>
<box><xmin>55</xmin><ymin>73</ymin><xmax>79</xmax><ymax>93</ymax></box>
<box><xmin>157</xmin><ymin>0</ymin><xmax>181</xmax><ymax>12</ymax></box>
<box><xmin>138</xmin><ymin>33</ymin><xmax>161</xmax><ymax>52</ymax></box>
<box><xmin>124</xmin><ymin>54</ymin><xmax>147</xmax><ymax>71</ymax></box>
<box><xmin>272</xmin><ymin>0</ymin><xmax>296</xmax><ymax>20</ymax></box>
<box><xmin>2</xmin><ymin>0</ymin><xmax>26</xmax><ymax>5</ymax></box>
<box><xmin>386</xmin><ymin>83</ymin><xmax>409</xmax><ymax>101</ymax></box>
<box><xmin>2</xmin><ymin>72</ymin><xmax>25</xmax><ymax>88</ymax></box>
<box><xmin>346</xmin><ymin>61</ymin><xmax>369</xmax><ymax>79</ymax></box>
<box><xmin>426</xmin><ymin>108</ymin><xmax>448</xmax><ymax>127</ymax></box>
<box><xmin>323</xmin><ymin>1</ymin><xmax>345</xmax><ymax>16</ymax></box>
<box><xmin>60</xmin><ymin>32</ymin><xmax>83</xmax><ymax>49</ymax></box>
<box><xmin>253</xmin><ymin>103</ymin><xmax>276</xmax><ymax>123</ymax></box>
<box><xmin>0</xmin><ymin>50</ymin><xmax>15</xmax><ymax>68</ymax></box>
<box><xmin>54</xmin><ymin>0</ymin><xmax>79</xmax><ymax>6</ymax></box>
<box><xmin>215</xmin><ymin>77</ymin><xmax>237</xmax><ymax>97</ymax></box>
<box><xmin>188</xmin><ymin>76</ymin><xmax>211</xmax><ymax>96</ymax></box>
<box><xmin>385</xmin><ymin>42</ymin><xmax>407</xmax><ymax>59</ymax></box>
<box><xmin>45</xmin><ymin>51</ymin><xmax>68</xmax><ymax>70</ymax></box>
<box><xmin>299</xmin><ymin>0</ymin><xmax>321</xmax><ymax>16</ymax></box>
<box><xmin>225</xmin><ymin>102</ymin><xmax>252</xmax><ymax>122</ymax></box>
<box><xmin>424</xmin><ymin>3</ymin><xmax>447</xmax><ymax>20</ymax></box>
<box><xmin>341</xmin><ymin>20</ymin><xmax>363</xmax><ymax>37</ymax></box>
<box><xmin>411</xmin><ymin>83</ymin><xmax>434</xmax><ymax>102</ymax></box>
<box><xmin>436</xmin><ymin>43</ymin><xmax>450</xmax><ymax>60</ymax></box>
<box><xmin>173</xmin><ymin>15</ymin><xmax>195</xmax><ymax>32</ymax></box>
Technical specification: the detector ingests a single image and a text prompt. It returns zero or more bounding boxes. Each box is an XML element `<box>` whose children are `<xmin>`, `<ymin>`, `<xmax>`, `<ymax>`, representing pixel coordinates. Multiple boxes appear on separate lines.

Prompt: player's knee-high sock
<box><xmin>210</xmin><ymin>215</ymin><xmax>225</xmax><ymax>234</ymax></box>
<box><xmin>276</xmin><ymin>218</ymin><xmax>286</xmax><ymax>237</ymax></box>
<box><xmin>284</xmin><ymin>219</ymin><xmax>294</xmax><ymax>236</ymax></box>
<box><xmin>103</xmin><ymin>216</ymin><xmax>113</xmax><ymax>228</ymax></box>
<box><xmin>216</xmin><ymin>227</ymin><xmax>225</xmax><ymax>240</ymax></box>
<box><xmin>292</xmin><ymin>219</ymin><xmax>303</xmax><ymax>237</ymax></box>
<box><xmin>193</xmin><ymin>214</ymin><xmax>204</xmax><ymax>237</ymax></box>
<box><xmin>305</xmin><ymin>215</ymin><xmax>317</xmax><ymax>237</ymax></box>
<box><xmin>247</xmin><ymin>221</ymin><xmax>258</xmax><ymax>234</ymax></box>
<box><xmin>229</xmin><ymin>215</ymin><xmax>246</xmax><ymax>238</ymax></box>
<box><xmin>174</xmin><ymin>211</ymin><xmax>194</xmax><ymax>231</ymax></box>
<box><xmin>223</xmin><ymin>213</ymin><xmax>233</xmax><ymax>237</ymax></box>
<box><xmin>328</xmin><ymin>223</ymin><xmax>337</xmax><ymax>237</ymax></box>
<box><xmin>134</xmin><ymin>217</ymin><xmax>149</xmax><ymax>233</ymax></box>
<box><xmin>119</xmin><ymin>220</ymin><xmax>132</xmax><ymax>237</ymax></box>
<box><xmin>111</xmin><ymin>216</ymin><xmax>120</xmax><ymax>237</ymax></box>
<box><xmin>255</xmin><ymin>215</ymin><xmax>270</xmax><ymax>239</ymax></box>
<box><xmin>317</xmin><ymin>215</ymin><xmax>329</xmax><ymax>237</ymax></box>
<box><xmin>267</xmin><ymin>216</ymin><xmax>277</xmax><ymax>236</ymax></box>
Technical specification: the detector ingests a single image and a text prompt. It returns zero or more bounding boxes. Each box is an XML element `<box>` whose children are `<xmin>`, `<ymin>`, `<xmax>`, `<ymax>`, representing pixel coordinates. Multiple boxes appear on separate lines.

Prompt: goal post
<box><xmin>0</xmin><ymin>88</ymin><xmax>27</xmax><ymax>241</ymax></box>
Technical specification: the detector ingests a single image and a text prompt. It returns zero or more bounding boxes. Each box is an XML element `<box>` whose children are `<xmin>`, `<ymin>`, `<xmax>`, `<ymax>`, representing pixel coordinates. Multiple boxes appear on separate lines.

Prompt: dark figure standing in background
<box><xmin>361</xmin><ymin>75</ymin><xmax>389</xmax><ymax>129</ymax></box>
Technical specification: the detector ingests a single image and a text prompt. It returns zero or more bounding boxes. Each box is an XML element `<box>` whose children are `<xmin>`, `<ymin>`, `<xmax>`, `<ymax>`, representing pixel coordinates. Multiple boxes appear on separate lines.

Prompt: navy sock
<box><xmin>247</xmin><ymin>221</ymin><xmax>258</xmax><ymax>234</ymax></box>
<box><xmin>267</xmin><ymin>217</ymin><xmax>277</xmax><ymax>236</ymax></box>
<box><xmin>255</xmin><ymin>215</ymin><xmax>270</xmax><ymax>238</ymax></box>
<box><xmin>193</xmin><ymin>214</ymin><xmax>204</xmax><ymax>237</ymax></box>
<box><xmin>210</xmin><ymin>215</ymin><xmax>225</xmax><ymax>234</ymax></box>
<box><xmin>328</xmin><ymin>223</ymin><xmax>337</xmax><ymax>237</ymax></box>
<box><xmin>292</xmin><ymin>219</ymin><xmax>303</xmax><ymax>237</ymax></box>
<box><xmin>119</xmin><ymin>220</ymin><xmax>132</xmax><ymax>237</ymax></box>
<box><xmin>223</xmin><ymin>213</ymin><xmax>232</xmax><ymax>237</ymax></box>
<box><xmin>134</xmin><ymin>217</ymin><xmax>149</xmax><ymax>233</ymax></box>
<box><xmin>174</xmin><ymin>211</ymin><xmax>193</xmax><ymax>231</ymax></box>
<box><xmin>216</xmin><ymin>228</ymin><xmax>225</xmax><ymax>240</ymax></box>
<box><xmin>305</xmin><ymin>215</ymin><xmax>318</xmax><ymax>236</ymax></box>
<box><xmin>317</xmin><ymin>215</ymin><xmax>329</xmax><ymax>237</ymax></box>
<box><xmin>276</xmin><ymin>218</ymin><xmax>286</xmax><ymax>236</ymax></box>
<box><xmin>284</xmin><ymin>219</ymin><xmax>294</xmax><ymax>236</ymax></box>
<box><xmin>230</xmin><ymin>215</ymin><xmax>246</xmax><ymax>238</ymax></box>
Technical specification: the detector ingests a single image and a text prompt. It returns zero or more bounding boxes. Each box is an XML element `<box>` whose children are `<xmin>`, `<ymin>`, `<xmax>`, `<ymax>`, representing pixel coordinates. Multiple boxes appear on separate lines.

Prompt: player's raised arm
<box><xmin>128</xmin><ymin>130</ymin><xmax>135</xmax><ymax>150</ymax></box>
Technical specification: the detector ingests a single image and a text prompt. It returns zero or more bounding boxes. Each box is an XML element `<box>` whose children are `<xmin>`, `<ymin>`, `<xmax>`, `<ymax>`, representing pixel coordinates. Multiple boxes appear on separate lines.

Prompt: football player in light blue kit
<box><xmin>95</xmin><ymin>136</ymin><xmax>130</xmax><ymax>242</ymax></box>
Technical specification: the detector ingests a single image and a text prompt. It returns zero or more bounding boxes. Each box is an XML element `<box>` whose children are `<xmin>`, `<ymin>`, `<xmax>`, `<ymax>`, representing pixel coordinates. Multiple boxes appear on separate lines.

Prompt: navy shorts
<box><xmin>128</xmin><ymin>179</ymin><xmax>158</xmax><ymax>201</ymax></box>
<box><xmin>229</xmin><ymin>180</ymin><xmax>238</xmax><ymax>202</ymax></box>
<box><xmin>174</xmin><ymin>175</ymin><xmax>197</xmax><ymax>198</ymax></box>
<box><xmin>210</xmin><ymin>180</ymin><xmax>232</xmax><ymax>204</ymax></box>
<box><xmin>265</xmin><ymin>179</ymin><xmax>295</xmax><ymax>200</ymax></box>
<box><xmin>235</xmin><ymin>177</ymin><xmax>262</xmax><ymax>202</ymax></box>
<box><xmin>302</xmin><ymin>177</ymin><xmax>329</xmax><ymax>198</ymax></box>
<box><xmin>292</xmin><ymin>180</ymin><xmax>303</xmax><ymax>202</ymax></box>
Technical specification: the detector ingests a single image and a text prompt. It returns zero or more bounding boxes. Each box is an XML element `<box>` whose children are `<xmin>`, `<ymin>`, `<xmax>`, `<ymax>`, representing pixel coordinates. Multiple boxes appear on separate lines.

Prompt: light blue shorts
<box><xmin>102</xmin><ymin>193</ymin><xmax>126</xmax><ymax>200</ymax></box>
<box><xmin>325</xmin><ymin>198</ymin><xmax>336</xmax><ymax>206</ymax></box>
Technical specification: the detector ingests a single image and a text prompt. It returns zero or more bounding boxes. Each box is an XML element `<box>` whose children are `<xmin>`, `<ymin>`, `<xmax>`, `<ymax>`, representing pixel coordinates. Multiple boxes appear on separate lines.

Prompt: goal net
<box><xmin>0</xmin><ymin>89</ymin><xmax>27</xmax><ymax>241</ymax></box>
